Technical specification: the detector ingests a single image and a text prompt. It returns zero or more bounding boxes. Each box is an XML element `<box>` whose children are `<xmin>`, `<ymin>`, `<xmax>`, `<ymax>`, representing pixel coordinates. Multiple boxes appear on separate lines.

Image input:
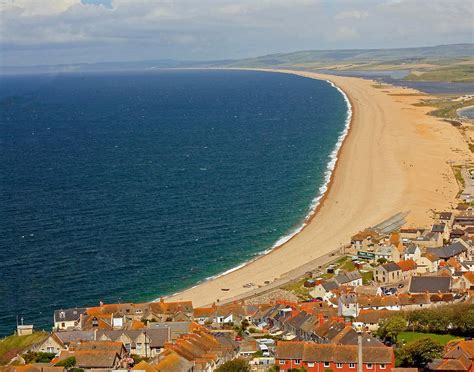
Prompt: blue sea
<box><xmin>0</xmin><ymin>70</ymin><xmax>348</xmax><ymax>335</ymax></box>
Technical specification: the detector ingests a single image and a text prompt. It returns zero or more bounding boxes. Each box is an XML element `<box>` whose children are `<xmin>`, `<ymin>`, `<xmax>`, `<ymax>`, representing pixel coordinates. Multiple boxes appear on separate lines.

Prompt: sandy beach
<box><xmin>167</xmin><ymin>69</ymin><xmax>470</xmax><ymax>307</ymax></box>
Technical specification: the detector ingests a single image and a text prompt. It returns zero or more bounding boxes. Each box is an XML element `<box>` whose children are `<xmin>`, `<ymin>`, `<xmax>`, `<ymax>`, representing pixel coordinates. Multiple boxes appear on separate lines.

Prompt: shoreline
<box><xmin>160</xmin><ymin>74</ymin><xmax>353</xmax><ymax>300</ymax></box>
<box><xmin>165</xmin><ymin>68</ymin><xmax>469</xmax><ymax>306</ymax></box>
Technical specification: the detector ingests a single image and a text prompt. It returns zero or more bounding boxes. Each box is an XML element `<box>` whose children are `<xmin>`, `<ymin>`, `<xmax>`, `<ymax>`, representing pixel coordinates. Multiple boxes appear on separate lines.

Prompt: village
<box><xmin>1</xmin><ymin>201</ymin><xmax>473</xmax><ymax>372</ymax></box>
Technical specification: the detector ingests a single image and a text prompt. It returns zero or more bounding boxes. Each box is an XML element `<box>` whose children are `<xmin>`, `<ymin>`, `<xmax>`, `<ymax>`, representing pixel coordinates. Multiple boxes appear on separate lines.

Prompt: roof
<box><xmin>154</xmin><ymin>350</ymin><xmax>194</xmax><ymax>372</ymax></box>
<box><xmin>427</xmin><ymin>242</ymin><xmax>467</xmax><ymax>259</ymax></box>
<box><xmin>422</xmin><ymin>252</ymin><xmax>440</xmax><ymax>262</ymax></box>
<box><xmin>276</xmin><ymin>342</ymin><xmax>393</xmax><ymax>364</ymax></box>
<box><xmin>335</xmin><ymin>271</ymin><xmax>362</xmax><ymax>285</ymax></box>
<box><xmin>275</xmin><ymin>341</ymin><xmax>305</xmax><ymax>359</ymax></box>
<box><xmin>322</xmin><ymin>281</ymin><xmax>339</xmax><ymax>291</ymax></box>
<box><xmin>193</xmin><ymin>307</ymin><xmax>215</xmax><ymax>318</ymax></box>
<box><xmin>54</xmin><ymin>308</ymin><xmax>86</xmax><ymax>322</ymax></box>
<box><xmin>405</xmin><ymin>244</ymin><xmax>419</xmax><ymax>255</ymax></box>
<box><xmin>53</xmin><ymin>330</ymin><xmax>96</xmax><ymax>344</ymax></box>
<box><xmin>464</xmin><ymin>272</ymin><xmax>474</xmax><ymax>285</ymax></box>
<box><xmin>57</xmin><ymin>349</ymin><xmax>119</xmax><ymax>369</ymax></box>
<box><xmin>380</xmin><ymin>262</ymin><xmax>401</xmax><ymax>272</ymax></box>
<box><xmin>397</xmin><ymin>260</ymin><xmax>417</xmax><ymax>272</ymax></box>
<box><xmin>352</xmin><ymin>230</ymin><xmax>379</xmax><ymax>241</ymax></box>
<box><xmin>357</xmin><ymin>309</ymin><xmax>392</xmax><ymax>324</ymax></box>
<box><xmin>432</xmin><ymin>223</ymin><xmax>446</xmax><ymax>233</ymax></box>
<box><xmin>131</xmin><ymin>361</ymin><xmax>157</xmax><ymax>372</ymax></box>
<box><xmin>408</xmin><ymin>276</ymin><xmax>451</xmax><ymax>294</ymax></box>
<box><xmin>439</xmin><ymin>212</ymin><xmax>453</xmax><ymax>220</ymax></box>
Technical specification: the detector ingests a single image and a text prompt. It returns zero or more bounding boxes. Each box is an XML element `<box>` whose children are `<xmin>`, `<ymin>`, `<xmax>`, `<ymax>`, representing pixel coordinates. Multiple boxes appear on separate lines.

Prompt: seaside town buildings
<box><xmin>3</xmin><ymin>209</ymin><xmax>474</xmax><ymax>371</ymax></box>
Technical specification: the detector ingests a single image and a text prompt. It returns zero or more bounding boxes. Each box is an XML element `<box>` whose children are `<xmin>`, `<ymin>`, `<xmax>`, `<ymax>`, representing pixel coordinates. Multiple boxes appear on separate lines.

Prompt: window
<box><xmin>324</xmin><ymin>362</ymin><xmax>331</xmax><ymax>367</ymax></box>
<box><xmin>367</xmin><ymin>364</ymin><xmax>373</xmax><ymax>369</ymax></box>
<box><xmin>349</xmin><ymin>363</ymin><xmax>356</xmax><ymax>368</ymax></box>
<box><xmin>336</xmin><ymin>363</ymin><xmax>343</xmax><ymax>369</ymax></box>
<box><xmin>295</xmin><ymin>360</ymin><xmax>301</xmax><ymax>365</ymax></box>
<box><xmin>279</xmin><ymin>360</ymin><xmax>286</xmax><ymax>365</ymax></box>
<box><xmin>308</xmin><ymin>363</ymin><xmax>315</xmax><ymax>367</ymax></box>
<box><xmin>380</xmin><ymin>364</ymin><xmax>386</xmax><ymax>369</ymax></box>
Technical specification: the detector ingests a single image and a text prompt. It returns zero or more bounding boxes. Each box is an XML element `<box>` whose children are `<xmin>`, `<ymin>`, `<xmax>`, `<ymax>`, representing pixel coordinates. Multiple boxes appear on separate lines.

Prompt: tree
<box><xmin>22</xmin><ymin>351</ymin><xmax>56</xmax><ymax>364</ymax></box>
<box><xmin>397</xmin><ymin>338</ymin><xmax>444</xmax><ymax>367</ymax></box>
<box><xmin>55</xmin><ymin>356</ymin><xmax>76</xmax><ymax>368</ymax></box>
<box><xmin>216</xmin><ymin>358</ymin><xmax>250</xmax><ymax>372</ymax></box>
<box><xmin>377</xmin><ymin>316</ymin><xmax>406</xmax><ymax>343</ymax></box>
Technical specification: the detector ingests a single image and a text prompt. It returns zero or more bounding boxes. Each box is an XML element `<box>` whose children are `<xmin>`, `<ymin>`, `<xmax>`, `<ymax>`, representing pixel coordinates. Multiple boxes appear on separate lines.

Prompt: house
<box><xmin>400</xmin><ymin>228</ymin><xmax>424</xmax><ymax>241</ymax></box>
<box><xmin>96</xmin><ymin>328</ymin><xmax>170</xmax><ymax>357</ymax></box>
<box><xmin>374</xmin><ymin>262</ymin><xmax>402</xmax><ymax>284</ymax></box>
<box><xmin>275</xmin><ymin>341</ymin><xmax>395</xmax><ymax>372</ymax></box>
<box><xmin>338</xmin><ymin>293</ymin><xmax>360</xmax><ymax>318</ymax></box>
<box><xmin>439</xmin><ymin>212</ymin><xmax>455</xmax><ymax>228</ymax></box>
<box><xmin>429</xmin><ymin>340</ymin><xmax>474</xmax><ymax>372</ymax></box>
<box><xmin>335</xmin><ymin>271</ymin><xmax>363</xmax><ymax>287</ymax></box>
<box><xmin>414</xmin><ymin>231</ymin><xmax>443</xmax><ymax>248</ymax></box>
<box><xmin>427</xmin><ymin>242</ymin><xmax>468</xmax><ymax>261</ymax></box>
<box><xmin>153</xmin><ymin>349</ymin><xmax>194</xmax><ymax>371</ymax></box>
<box><xmin>416</xmin><ymin>253</ymin><xmax>440</xmax><ymax>274</ymax></box>
<box><xmin>356</xmin><ymin>310</ymin><xmax>392</xmax><ymax>332</ymax></box>
<box><xmin>32</xmin><ymin>333</ymin><xmax>67</xmax><ymax>354</ymax></box>
<box><xmin>53</xmin><ymin>341</ymin><xmax>127</xmax><ymax>370</ymax></box>
<box><xmin>451</xmin><ymin>229</ymin><xmax>466</xmax><ymax>241</ymax></box>
<box><xmin>53</xmin><ymin>308</ymin><xmax>86</xmax><ymax>331</ymax></box>
<box><xmin>397</xmin><ymin>260</ymin><xmax>417</xmax><ymax>281</ymax></box>
<box><xmin>310</xmin><ymin>281</ymin><xmax>339</xmax><ymax>300</ymax></box>
<box><xmin>432</xmin><ymin>223</ymin><xmax>450</xmax><ymax>241</ymax></box>
<box><xmin>403</xmin><ymin>244</ymin><xmax>421</xmax><ymax>261</ymax></box>
<box><xmin>374</xmin><ymin>244</ymin><xmax>401</xmax><ymax>263</ymax></box>
<box><xmin>454</xmin><ymin>272</ymin><xmax>474</xmax><ymax>290</ymax></box>
<box><xmin>351</xmin><ymin>230</ymin><xmax>379</xmax><ymax>252</ymax></box>
<box><xmin>408</xmin><ymin>276</ymin><xmax>451</xmax><ymax>294</ymax></box>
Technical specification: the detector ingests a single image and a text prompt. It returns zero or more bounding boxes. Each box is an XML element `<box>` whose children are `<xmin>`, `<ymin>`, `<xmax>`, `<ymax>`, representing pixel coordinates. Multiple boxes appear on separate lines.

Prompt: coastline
<box><xmin>166</xmin><ymin>69</ymin><xmax>469</xmax><ymax>306</ymax></box>
<box><xmin>164</xmin><ymin>76</ymin><xmax>353</xmax><ymax>296</ymax></box>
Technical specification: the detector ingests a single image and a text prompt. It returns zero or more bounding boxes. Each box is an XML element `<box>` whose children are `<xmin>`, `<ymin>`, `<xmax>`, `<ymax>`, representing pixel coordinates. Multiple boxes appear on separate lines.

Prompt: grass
<box><xmin>361</xmin><ymin>271</ymin><xmax>374</xmax><ymax>285</ymax></box>
<box><xmin>404</xmin><ymin>64</ymin><xmax>474</xmax><ymax>83</ymax></box>
<box><xmin>398</xmin><ymin>331</ymin><xmax>459</xmax><ymax>346</ymax></box>
<box><xmin>452</xmin><ymin>165</ymin><xmax>466</xmax><ymax>189</ymax></box>
<box><xmin>281</xmin><ymin>277</ymin><xmax>312</xmax><ymax>300</ymax></box>
<box><xmin>414</xmin><ymin>97</ymin><xmax>474</xmax><ymax>120</ymax></box>
<box><xmin>0</xmin><ymin>332</ymin><xmax>49</xmax><ymax>365</ymax></box>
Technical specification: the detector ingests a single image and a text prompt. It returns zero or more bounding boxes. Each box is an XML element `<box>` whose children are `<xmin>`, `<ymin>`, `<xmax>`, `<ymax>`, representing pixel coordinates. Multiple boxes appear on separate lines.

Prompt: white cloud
<box><xmin>0</xmin><ymin>0</ymin><xmax>472</xmax><ymax>65</ymax></box>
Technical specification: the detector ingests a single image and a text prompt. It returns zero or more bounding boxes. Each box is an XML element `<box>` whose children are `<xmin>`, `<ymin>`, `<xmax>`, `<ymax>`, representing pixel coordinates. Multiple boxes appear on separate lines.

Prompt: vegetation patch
<box><xmin>0</xmin><ymin>332</ymin><xmax>49</xmax><ymax>365</ymax></box>
<box><xmin>398</xmin><ymin>332</ymin><xmax>459</xmax><ymax>345</ymax></box>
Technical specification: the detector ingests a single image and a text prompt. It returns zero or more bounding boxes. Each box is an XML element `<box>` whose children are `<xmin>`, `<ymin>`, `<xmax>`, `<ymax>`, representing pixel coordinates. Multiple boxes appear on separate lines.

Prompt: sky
<box><xmin>1</xmin><ymin>0</ymin><xmax>473</xmax><ymax>66</ymax></box>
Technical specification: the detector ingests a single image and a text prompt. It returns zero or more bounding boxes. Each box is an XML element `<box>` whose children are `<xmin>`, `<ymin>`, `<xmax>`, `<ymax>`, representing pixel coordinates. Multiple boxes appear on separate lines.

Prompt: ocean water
<box><xmin>458</xmin><ymin>106</ymin><xmax>474</xmax><ymax>119</ymax></box>
<box><xmin>0</xmin><ymin>70</ymin><xmax>348</xmax><ymax>335</ymax></box>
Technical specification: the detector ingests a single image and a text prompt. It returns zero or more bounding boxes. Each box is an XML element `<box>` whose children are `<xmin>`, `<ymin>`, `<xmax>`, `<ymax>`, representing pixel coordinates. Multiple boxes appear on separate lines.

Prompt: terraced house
<box><xmin>275</xmin><ymin>341</ymin><xmax>395</xmax><ymax>372</ymax></box>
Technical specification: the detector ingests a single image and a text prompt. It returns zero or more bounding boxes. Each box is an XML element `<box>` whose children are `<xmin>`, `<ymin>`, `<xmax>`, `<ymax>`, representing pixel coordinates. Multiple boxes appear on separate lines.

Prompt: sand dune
<box><xmin>167</xmin><ymin>70</ymin><xmax>469</xmax><ymax>306</ymax></box>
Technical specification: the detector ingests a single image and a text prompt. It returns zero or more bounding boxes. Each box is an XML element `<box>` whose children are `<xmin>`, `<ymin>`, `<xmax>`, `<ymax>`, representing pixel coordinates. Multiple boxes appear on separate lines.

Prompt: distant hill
<box><xmin>2</xmin><ymin>44</ymin><xmax>473</xmax><ymax>82</ymax></box>
<box><xmin>215</xmin><ymin>44</ymin><xmax>473</xmax><ymax>67</ymax></box>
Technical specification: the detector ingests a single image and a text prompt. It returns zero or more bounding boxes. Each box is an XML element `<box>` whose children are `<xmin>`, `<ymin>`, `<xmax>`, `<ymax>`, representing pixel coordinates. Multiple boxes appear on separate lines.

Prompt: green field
<box><xmin>0</xmin><ymin>332</ymin><xmax>49</xmax><ymax>365</ymax></box>
<box><xmin>398</xmin><ymin>331</ymin><xmax>459</xmax><ymax>345</ymax></box>
<box><xmin>405</xmin><ymin>64</ymin><xmax>474</xmax><ymax>83</ymax></box>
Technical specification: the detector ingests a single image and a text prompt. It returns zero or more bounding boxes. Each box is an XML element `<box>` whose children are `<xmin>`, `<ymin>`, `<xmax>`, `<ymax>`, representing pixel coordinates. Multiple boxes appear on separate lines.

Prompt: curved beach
<box><xmin>168</xmin><ymin>70</ymin><xmax>469</xmax><ymax>306</ymax></box>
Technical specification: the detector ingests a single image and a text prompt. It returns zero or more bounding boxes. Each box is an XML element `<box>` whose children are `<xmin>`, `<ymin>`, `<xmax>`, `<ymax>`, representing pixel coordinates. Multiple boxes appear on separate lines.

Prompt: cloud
<box><xmin>0</xmin><ymin>0</ymin><xmax>472</xmax><ymax>65</ymax></box>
